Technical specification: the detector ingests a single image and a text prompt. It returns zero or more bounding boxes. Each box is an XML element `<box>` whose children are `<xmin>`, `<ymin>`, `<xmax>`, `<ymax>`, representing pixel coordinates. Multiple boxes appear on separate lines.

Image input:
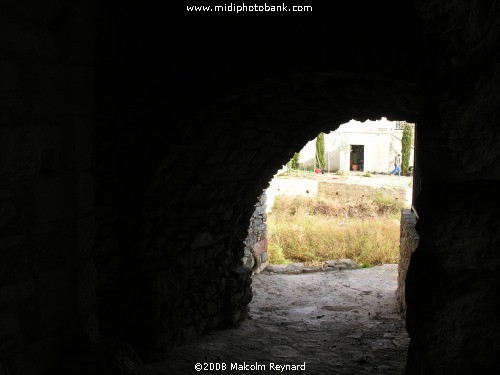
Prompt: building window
<box><xmin>395</xmin><ymin>121</ymin><xmax>405</xmax><ymax>130</ymax></box>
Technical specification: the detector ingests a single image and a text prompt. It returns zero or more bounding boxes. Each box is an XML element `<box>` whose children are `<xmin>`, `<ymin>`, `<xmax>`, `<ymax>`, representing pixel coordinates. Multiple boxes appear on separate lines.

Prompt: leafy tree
<box><xmin>315</xmin><ymin>132</ymin><xmax>326</xmax><ymax>170</ymax></box>
<box><xmin>401</xmin><ymin>122</ymin><xmax>413</xmax><ymax>175</ymax></box>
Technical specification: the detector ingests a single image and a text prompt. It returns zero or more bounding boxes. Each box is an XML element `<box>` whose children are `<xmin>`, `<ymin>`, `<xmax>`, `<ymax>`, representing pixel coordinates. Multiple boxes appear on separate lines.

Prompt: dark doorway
<box><xmin>350</xmin><ymin>145</ymin><xmax>364</xmax><ymax>171</ymax></box>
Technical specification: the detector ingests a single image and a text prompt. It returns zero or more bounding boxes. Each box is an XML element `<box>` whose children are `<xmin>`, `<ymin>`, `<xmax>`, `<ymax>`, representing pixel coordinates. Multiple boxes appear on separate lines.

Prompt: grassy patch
<box><xmin>267</xmin><ymin>243</ymin><xmax>293</xmax><ymax>265</ymax></box>
<box><xmin>271</xmin><ymin>195</ymin><xmax>403</xmax><ymax>220</ymax></box>
<box><xmin>372</xmin><ymin>193</ymin><xmax>404</xmax><ymax>218</ymax></box>
<box><xmin>267</xmin><ymin>195</ymin><xmax>402</xmax><ymax>266</ymax></box>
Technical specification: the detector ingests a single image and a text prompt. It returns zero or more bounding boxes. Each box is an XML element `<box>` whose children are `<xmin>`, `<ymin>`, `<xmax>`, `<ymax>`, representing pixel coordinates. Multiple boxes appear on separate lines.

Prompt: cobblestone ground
<box><xmin>147</xmin><ymin>264</ymin><xmax>409</xmax><ymax>375</ymax></box>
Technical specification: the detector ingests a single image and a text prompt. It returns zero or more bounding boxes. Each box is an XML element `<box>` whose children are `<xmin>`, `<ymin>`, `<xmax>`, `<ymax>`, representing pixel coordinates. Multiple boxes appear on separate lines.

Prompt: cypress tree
<box><xmin>287</xmin><ymin>152</ymin><xmax>300</xmax><ymax>171</ymax></box>
<box><xmin>401</xmin><ymin>123</ymin><xmax>413</xmax><ymax>175</ymax></box>
<box><xmin>315</xmin><ymin>132</ymin><xmax>326</xmax><ymax>170</ymax></box>
<box><xmin>291</xmin><ymin>152</ymin><xmax>300</xmax><ymax>170</ymax></box>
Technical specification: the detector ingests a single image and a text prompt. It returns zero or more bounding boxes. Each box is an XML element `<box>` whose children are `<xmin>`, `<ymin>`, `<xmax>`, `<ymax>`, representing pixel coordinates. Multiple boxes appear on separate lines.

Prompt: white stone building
<box><xmin>296</xmin><ymin>118</ymin><xmax>414</xmax><ymax>173</ymax></box>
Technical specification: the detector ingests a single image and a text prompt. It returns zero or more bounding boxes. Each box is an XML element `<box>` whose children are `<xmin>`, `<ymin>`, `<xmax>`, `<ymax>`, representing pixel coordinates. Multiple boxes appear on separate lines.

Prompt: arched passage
<box><xmin>1</xmin><ymin>2</ymin><xmax>500</xmax><ymax>374</ymax></box>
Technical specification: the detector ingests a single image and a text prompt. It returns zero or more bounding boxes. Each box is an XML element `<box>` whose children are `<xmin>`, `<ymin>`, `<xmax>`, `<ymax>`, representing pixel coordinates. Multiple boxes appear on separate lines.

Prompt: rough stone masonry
<box><xmin>1</xmin><ymin>1</ymin><xmax>500</xmax><ymax>374</ymax></box>
<box><xmin>243</xmin><ymin>191</ymin><xmax>269</xmax><ymax>274</ymax></box>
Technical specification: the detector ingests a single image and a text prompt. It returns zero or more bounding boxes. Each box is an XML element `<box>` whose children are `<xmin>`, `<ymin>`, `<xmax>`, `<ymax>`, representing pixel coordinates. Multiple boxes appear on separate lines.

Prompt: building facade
<box><xmin>297</xmin><ymin>118</ymin><xmax>414</xmax><ymax>173</ymax></box>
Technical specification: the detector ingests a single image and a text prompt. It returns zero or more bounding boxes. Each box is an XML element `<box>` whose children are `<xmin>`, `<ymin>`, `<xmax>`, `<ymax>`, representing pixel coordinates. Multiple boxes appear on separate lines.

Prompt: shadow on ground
<box><xmin>146</xmin><ymin>264</ymin><xmax>409</xmax><ymax>375</ymax></box>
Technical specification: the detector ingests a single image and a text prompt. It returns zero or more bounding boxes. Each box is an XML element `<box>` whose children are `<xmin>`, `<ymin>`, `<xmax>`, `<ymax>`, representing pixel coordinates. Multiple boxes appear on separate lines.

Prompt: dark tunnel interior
<box><xmin>1</xmin><ymin>1</ymin><xmax>500</xmax><ymax>374</ymax></box>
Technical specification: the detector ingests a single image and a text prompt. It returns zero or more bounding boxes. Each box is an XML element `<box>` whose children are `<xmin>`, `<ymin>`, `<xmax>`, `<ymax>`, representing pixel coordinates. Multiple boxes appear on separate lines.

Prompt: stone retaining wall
<box><xmin>243</xmin><ymin>192</ymin><xmax>268</xmax><ymax>274</ymax></box>
<box><xmin>318</xmin><ymin>181</ymin><xmax>407</xmax><ymax>203</ymax></box>
<box><xmin>397</xmin><ymin>209</ymin><xmax>419</xmax><ymax>316</ymax></box>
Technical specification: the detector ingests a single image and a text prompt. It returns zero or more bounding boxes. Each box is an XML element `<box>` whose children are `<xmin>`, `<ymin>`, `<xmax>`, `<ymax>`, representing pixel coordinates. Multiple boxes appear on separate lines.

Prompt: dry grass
<box><xmin>267</xmin><ymin>195</ymin><xmax>403</xmax><ymax>266</ymax></box>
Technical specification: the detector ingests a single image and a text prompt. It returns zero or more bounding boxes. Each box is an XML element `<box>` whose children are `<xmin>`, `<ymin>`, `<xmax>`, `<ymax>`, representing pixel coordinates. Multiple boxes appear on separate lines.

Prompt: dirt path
<box><xmin>147</xmin><ymin>265</ymin><xmax>409</xmax><ymax>374</ymax></box>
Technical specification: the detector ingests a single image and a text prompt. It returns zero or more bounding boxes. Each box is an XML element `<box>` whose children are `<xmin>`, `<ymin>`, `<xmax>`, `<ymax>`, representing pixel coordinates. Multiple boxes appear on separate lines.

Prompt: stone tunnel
<box><xmin>1</xmin><ymin>1</ymin><xmax>500</xmax><ymax>374</ymax></box>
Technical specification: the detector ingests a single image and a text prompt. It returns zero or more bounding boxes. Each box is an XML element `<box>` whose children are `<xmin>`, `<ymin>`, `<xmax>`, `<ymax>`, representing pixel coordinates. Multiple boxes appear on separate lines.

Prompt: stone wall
<box><xmin>0</xmin><ymin>4</ymin><xmax>100</xmax><ymax>374</ymax></box>
<box><xmin>243</xmin><ymin>192</ymin><xmax>268</xmax><ymax>274</ymax></box>
<box><xmin>318</xmin><ymin>181</ymin><xmax>408</xmax><ymax>204</ymax></box>
<box><xmin>1</xmin><ymin>1</ymin><xmax>500</xmax><ymax>374</ymax></box>
<box><xmin>397</xmin><ymin>209</ymin><xmax>419</xmax><ymax>317</ymax></box>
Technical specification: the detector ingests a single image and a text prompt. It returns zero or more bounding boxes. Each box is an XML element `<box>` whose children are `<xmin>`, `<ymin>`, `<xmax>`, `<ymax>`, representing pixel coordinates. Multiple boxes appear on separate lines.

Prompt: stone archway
<box><xmin>1</xmin><ymin>2</ymin><xmax>500</xmax><ymax>374</ymax></box>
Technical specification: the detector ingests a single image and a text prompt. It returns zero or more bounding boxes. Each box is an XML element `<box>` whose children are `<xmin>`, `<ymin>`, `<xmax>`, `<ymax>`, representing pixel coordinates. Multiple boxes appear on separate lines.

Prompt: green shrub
<box><xmin>372</xmin><ymin>193</ymin><xmax>405</xmax><ymax>217</ymax></box>
<box><xmin>268</xmin><ymin>243</ymin><xmax>291</xmax><ymax>264</ymax></box>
